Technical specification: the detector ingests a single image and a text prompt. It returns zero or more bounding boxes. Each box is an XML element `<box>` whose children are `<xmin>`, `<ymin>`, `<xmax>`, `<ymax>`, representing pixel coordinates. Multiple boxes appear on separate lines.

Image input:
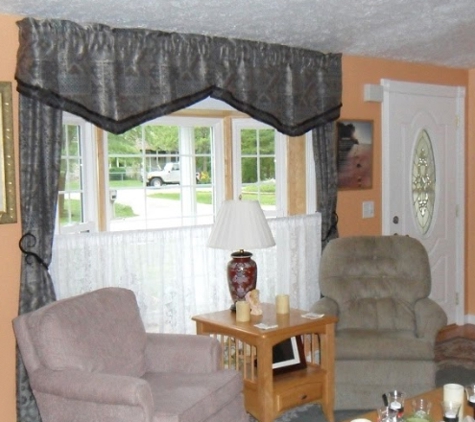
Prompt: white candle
<box><xmin>275</xmin><ymin>294</ymin><xmax>290</xmax><ymax>314</ymax></box>
<box><xmin>236</xmin><ymin>301</ymin><xmax>250</xmax><ymax>322</ymax></box>
<box><xmin>444</xmin><ymin>384</ymin><xmax>464</xmax><ymax>420</ymax></box>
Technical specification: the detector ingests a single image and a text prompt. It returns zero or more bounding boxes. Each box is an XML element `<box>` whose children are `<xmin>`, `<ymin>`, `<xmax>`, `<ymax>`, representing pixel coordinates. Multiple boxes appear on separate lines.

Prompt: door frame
<box><xmin>381</xmin><ymin>79</ymin><xmax>466</xmax><ymax>326</ymax></box>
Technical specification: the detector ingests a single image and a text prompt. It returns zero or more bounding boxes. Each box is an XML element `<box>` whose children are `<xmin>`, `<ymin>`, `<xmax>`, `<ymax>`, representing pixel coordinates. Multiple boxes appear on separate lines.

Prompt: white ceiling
<box><xmin>2</xmin><ymin>0</ymin><xmax>475</xmax><ymax>68</ymax></box>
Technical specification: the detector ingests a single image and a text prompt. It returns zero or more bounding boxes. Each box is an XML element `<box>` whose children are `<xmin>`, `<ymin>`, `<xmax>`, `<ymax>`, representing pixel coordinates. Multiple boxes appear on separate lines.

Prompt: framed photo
<box><xmin>0</xmin><ymin>82</ymin><xmax>16</xmax><ymax>224</ymax></box>
<box><xmin>272</xmin><ymin>336</ymin><xmax>306</xmax><ymax>375</ymax></box>
<box><xmin>336</xmin><ymin>120</ymin><xmax>373</xmax><ymax>190</ymax></box>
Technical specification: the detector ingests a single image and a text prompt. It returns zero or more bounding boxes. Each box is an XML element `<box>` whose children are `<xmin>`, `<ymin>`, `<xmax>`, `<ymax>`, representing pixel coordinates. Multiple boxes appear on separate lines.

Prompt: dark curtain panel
<box><xmin>16</xmin><ymin>18</ymin><xmax>341</xmax><ymax>136</ymax></box>
<box><xmin>16</xmin><ymin>95</ymin><xmax>63</xmax><ymax>422</ymax></box>
<box><xmin>313</xmin><ymin>122</ymin><xmax>339</xmax><ymax>249</ymax></box>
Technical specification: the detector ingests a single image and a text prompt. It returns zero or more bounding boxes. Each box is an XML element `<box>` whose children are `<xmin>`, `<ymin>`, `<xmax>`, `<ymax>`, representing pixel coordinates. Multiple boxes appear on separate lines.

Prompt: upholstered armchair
<box><xmin>13</xmin><ymin>287</ymin><xmax>248</xmax><ymax>422</ymax></box>
<box><xmin>310</xmin><ymin>235</ymin><xmax>447</xmax><ymax>410</ymax></box>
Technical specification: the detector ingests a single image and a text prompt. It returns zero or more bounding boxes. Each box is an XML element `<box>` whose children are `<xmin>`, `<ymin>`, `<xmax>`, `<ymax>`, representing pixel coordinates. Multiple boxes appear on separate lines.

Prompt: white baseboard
<box><xmin>464</xmin><ymin>314</ymin><xmax>475</xmax><ymax>325</ymax></box>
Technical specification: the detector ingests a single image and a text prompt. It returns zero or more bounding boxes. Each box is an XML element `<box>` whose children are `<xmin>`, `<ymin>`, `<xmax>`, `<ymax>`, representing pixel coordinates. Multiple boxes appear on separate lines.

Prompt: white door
<box><xmin>381</xmin><ymin>79</ymin><xmax>465</xmax><ymax>325</ymax></box>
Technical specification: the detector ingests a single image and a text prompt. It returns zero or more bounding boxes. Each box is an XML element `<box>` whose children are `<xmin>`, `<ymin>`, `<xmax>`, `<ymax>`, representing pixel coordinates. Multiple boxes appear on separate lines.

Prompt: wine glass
<box><xmin>465</xmin><ymin>383</ymin><xmax>475</xmax><ymax>418</ymax></box>
<box><xmin>386</xmin><ymin>390</ymin><xmax>407</xmax><ymax>419</ymax></box>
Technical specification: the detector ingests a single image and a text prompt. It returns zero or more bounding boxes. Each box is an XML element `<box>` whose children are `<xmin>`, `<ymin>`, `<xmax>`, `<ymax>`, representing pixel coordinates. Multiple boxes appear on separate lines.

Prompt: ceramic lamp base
<box><xmin>227</xmin><ymin>251</ymin><xmax>257</xmax><ymax>311</ymax></box>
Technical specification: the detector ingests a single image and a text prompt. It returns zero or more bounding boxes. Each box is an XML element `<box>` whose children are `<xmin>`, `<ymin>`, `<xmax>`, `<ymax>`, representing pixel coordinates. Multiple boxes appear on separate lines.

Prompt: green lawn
<box><xmin>149</xmin><ymin>184</ymin><xmax>276</xmax><ymax>206</ymax></box>
<box><xmin>59</xmin><ymin>199</ymin><xmax>136</xmax><ymax>224</ymax></box>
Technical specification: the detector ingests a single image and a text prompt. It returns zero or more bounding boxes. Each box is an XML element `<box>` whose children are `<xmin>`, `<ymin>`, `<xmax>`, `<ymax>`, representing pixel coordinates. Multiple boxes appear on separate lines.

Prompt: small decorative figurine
<box><xmin>245</xmin><ymin>289</ymin><xmax>263</xmax><ymax>315</ymax></box>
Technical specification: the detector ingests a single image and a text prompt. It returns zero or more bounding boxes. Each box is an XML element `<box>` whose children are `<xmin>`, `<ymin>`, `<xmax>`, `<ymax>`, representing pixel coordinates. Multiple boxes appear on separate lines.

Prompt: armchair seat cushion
<box><xmin>336</xmin><ymin>329</ymin><xmax>434</xmax><ymax>360</ymax></box>
<box><xmin>143</xmin><ymin>370</ymin><xmax>243</xmax><ymax>422</ymax></box>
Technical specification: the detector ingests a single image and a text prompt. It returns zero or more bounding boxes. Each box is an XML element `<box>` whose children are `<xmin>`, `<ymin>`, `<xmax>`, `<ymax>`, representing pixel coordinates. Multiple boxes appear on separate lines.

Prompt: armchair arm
<box><xmin>145</xmin><ymin>333</ymin><xmax>221</xmax><ymax>373</ymax></box>
<box><xmin>415</xmin><ymin>297</ymin><xmax>448</xmax><ymax>343</ymax></box>
<box><xmin>310</xmin><ymin>297</ymin><xmax>339</xmax><ymax>317</ymax></box>
<box><xmin>30</xmin><ymin>368</ymin><xmax>153</xmax><ymax>413</ymax></box>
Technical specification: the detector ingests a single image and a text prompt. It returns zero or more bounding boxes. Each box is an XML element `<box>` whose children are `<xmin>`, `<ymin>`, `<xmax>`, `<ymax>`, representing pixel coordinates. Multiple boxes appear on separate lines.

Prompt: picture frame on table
<box><xmin>0</xmin><ymin>81</ymin><xmax>17</xmax><ymax>224</ymax></box>
<box><xmin>272</xmin><ymin>336</ymin><xmax>307</xmax><ymax>375</ymax></box>
<box><xmin>336</xmin><ymin>119</ymin><xmax>373</xmax><ymax>190</ymax></box>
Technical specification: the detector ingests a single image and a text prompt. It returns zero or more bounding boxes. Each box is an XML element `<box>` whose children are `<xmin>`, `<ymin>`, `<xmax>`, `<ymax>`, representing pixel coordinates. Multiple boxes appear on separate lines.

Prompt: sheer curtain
<box><xmin>50</xmin><ymin>213</ymin><xmax>321</xmax><ymax>334</ymax></box>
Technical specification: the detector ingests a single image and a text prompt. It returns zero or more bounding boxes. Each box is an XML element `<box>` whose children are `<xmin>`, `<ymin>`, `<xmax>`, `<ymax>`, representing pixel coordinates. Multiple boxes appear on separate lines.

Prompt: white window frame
<box><xmin>57</xmin><ymin>112</ymin><xmax>98</xmax><ymax>234</ymax></box>
<box><xmin>232</xmin><ymin>118</ymin><xmax>287</xmax><ymax>218</ymax></box>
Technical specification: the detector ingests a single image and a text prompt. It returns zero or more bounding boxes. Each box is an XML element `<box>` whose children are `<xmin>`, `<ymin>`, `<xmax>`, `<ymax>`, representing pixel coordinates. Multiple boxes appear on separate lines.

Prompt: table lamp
<box><xmin>207</xmin><ymin>199</ymin><xmax>275</xmax><ymax>310</ymax></box>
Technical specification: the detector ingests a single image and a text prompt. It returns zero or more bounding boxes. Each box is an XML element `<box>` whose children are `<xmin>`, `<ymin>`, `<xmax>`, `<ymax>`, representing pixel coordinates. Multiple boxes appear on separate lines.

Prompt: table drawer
<box><xmin>275</xmin><ymin>381</ymin><xmax>322</xmax><ymax>412</ymax></box>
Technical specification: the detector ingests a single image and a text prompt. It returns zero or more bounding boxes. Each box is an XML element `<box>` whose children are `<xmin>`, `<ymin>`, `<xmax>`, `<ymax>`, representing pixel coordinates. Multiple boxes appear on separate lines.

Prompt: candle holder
<box><xmin>441</xmin><ymin>401</ymin><xmax>461</xmax><ymax>422</ymax></box>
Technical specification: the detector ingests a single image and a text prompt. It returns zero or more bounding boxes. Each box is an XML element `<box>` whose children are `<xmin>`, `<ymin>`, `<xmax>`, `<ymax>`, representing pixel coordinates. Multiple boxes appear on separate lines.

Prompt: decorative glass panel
<box><xmin>412</xmin><ymin>130</ymin><xmax>436</xmax><ymax>234</ymax></box>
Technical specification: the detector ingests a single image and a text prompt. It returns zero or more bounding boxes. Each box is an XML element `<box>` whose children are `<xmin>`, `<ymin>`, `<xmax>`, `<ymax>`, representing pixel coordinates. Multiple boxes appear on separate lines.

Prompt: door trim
<box><xmin>381</xmin><ymin>79</ymin><xmax>466</xmax><ymax>326</ymax></box>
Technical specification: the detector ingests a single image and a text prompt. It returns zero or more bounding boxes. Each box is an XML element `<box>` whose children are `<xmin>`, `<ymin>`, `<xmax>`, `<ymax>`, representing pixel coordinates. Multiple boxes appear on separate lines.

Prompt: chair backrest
<box><xmin>319</xmin><ymin>235</ymin><xmax>431</xmax><ymax>333</ymax></box>
<box><xmin>13</xmin><ymin>287</ymin><xmax>147</xmax><ymax>377</ymax></box>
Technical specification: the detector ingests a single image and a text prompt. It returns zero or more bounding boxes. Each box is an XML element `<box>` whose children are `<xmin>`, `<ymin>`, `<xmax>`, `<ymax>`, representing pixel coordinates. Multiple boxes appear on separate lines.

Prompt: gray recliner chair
<box><xmin>13</xmin><ymin>287</ymin><xmax>249</xmax><ymax>422</ymax></box>
<box><xmin>311</xmin><ymin>235</ymin><xmax>447</xmax><ymax>410</ymax></box>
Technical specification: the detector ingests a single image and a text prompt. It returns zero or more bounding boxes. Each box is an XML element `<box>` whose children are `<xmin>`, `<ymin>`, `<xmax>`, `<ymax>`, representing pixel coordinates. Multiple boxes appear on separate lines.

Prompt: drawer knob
<box><xmin>301</xmin><ymin>394</ymin><xmax>307</xmax><ymax>400</ymax></box>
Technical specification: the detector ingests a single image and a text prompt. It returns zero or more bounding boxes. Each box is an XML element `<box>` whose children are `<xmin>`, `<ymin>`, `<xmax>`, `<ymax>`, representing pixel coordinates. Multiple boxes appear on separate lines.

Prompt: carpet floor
<box><xmin>249</xmin><ymin>336</ymin><xmax>475</xmax><ymax>422</ymax></box>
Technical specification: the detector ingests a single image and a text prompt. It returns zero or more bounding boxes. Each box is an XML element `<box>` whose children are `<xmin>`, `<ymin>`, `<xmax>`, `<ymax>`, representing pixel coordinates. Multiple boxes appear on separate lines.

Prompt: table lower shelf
<box><xmin>244</xmin><ymin>365</ymin><xmax>326</xmax><ymax>418</ymax></box>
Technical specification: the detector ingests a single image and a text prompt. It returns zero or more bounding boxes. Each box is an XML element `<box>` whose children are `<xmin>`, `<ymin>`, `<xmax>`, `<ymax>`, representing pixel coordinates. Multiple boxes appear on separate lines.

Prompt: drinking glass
<box><xmin>465</xmin><ymin>383</ymin><xmax>475</xmax><ymax>417</ymax></box>
<box><xmin>386</xmin><ymin>390</ymin><xmax>407</xmax><ymax>419</ymax></box>
<box><xmin>407</xmin><ymin>398</ymin><xmax>432</xmax><ymax>422</ymax></box>
<box><xmin>441</xmin><ymin>400</ymin><xmax>462</xmax><ymax>422</ymax></box>
<box><xmin>377</xmin><ymin>405</ymin><xmax>398</xmax><ymax>422</ymax></box>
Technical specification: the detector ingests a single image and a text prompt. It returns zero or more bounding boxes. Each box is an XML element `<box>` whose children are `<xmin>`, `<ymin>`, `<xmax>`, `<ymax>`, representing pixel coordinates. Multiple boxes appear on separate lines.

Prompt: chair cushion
<box><xmin>338</xmin><ymin>296</ymin><xmax>416</xmax><ymax>332</ymax></box>
<box><xmin>32</xmin><ymin>288</ymin><xmax>147</xmax><ymax>377</ymax></box>
<box><xmin>143</xmin><ymin>370</ymin><xmax>243</xmax><ymax>422</ymax></box>
<box><xmin>336</xmin><ymin>329</ymin><xmax>434</xmax><ymax>360</ymax></box>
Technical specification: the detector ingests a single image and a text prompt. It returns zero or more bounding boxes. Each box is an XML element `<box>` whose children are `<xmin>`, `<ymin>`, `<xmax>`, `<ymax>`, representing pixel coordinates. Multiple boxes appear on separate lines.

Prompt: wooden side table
<box><xmin>192</xmin><ymin>303</ymin><xmax>337</xmax><ymax>422</ymax></box>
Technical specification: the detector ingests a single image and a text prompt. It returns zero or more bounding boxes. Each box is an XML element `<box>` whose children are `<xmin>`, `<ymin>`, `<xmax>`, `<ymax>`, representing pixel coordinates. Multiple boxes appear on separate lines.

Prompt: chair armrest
<box><xmin>310</xmin><ymin>297</ymin><xmax>339</xmax><ymax>317</ymax></box>
<box><xmin>145</xmin><ymin>333</ymin><xmax>221</xmax><ymax>373</ymax></box>
<box><xmin>30</xmin><ymin>368</ymin><xmax>153</xmax><ymax>410</ymax></box>
<box><xmin>415</xmin><ymin>297</ymin><xmax>448</xmax><ymax>343</ymax></box>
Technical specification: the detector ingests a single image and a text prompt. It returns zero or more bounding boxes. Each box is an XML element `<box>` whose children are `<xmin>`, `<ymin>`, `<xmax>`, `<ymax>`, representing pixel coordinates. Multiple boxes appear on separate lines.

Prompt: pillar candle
<box><xmin>444</xmin><ymin>383</ymin><xmax>464</xmax><ymax>420</ymax></box>
<box><xmin>275</xmin><ymin>294</ymin><xmax>290</xmax><ymax>314</ymax></box>
<box><xmin>235</xmin><ymin>301</ymin><xmax>250</xmax><ymax>322</ymax></box>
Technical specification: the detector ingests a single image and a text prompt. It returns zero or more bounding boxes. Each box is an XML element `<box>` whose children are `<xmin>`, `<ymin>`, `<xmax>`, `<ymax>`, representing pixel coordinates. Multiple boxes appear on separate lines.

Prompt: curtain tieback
<box><xmin>19</xmin><ymin>233</ymin><xmax>49</xmax><ymax>270</ymax></box>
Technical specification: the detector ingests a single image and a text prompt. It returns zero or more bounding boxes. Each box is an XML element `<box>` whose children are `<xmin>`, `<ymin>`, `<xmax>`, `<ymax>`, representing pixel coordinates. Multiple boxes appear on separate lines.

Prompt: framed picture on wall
<box><xmin>336</xmin><ymin>120</ymin><xmax>373</xmax><ymax>190</ymax></box>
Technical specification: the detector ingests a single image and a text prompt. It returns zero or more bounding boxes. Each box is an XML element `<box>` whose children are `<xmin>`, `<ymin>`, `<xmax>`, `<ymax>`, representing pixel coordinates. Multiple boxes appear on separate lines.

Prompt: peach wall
<box><xmin>339</xmin><ymin>55</ymin><xmax>471</xmax><ymax>313</ymax></box>
<box><xmin>338</xmin><ymin>55</ymin><xmax>468</xmax><ymax>237</ymax></box>
<box><xmin>0</xmin><ymin>14</ymin><xmax>21</xmax><ymax>422</ymax></box>
<box><xmin>0</xmin><ymin>14</ymin><xmax>473</xmax><ymax>422</ymax></box>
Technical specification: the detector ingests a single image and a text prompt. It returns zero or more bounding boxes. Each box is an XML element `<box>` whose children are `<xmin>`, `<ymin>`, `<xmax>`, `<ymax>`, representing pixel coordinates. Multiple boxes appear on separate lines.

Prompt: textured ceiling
<box><xmin>2</xmin><ymin>0</ymin><xmax>475</xmax><ymax>68</ymax></box>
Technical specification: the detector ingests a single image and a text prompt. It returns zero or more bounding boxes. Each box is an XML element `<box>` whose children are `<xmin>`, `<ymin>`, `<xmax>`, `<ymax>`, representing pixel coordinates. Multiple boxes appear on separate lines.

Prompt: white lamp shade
<box><xmin>207</xmin><ymin>200</ymin><xmax>276</xmax><ymax>251</ymax></box>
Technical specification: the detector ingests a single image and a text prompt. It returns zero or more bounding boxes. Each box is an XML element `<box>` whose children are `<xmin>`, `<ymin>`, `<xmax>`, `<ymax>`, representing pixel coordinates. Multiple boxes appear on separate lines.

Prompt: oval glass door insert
<box><xmin>412</xmin><ymin>129</ymin><xmax>436</xmax><ymax>235</ymax></box>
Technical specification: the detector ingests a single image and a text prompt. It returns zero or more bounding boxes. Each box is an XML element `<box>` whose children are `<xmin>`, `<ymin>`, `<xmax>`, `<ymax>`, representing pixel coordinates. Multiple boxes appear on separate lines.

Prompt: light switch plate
<box><xmin>362</xmin><ymin>201</ymin><xmax>375</xmax><ymax>218</ymax></box>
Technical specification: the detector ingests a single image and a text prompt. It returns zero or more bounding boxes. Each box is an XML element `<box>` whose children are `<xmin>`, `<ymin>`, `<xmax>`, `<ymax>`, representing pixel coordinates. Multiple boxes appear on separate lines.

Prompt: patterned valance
<box><xmin>15</xmin><ymin>18</ymin><xmax>342</xmax><ymax>135</ymax></box>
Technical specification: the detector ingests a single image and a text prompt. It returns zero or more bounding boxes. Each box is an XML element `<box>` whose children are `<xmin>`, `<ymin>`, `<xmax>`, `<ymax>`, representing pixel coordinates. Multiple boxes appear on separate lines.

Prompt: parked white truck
<box><xmin>145</xmin><ymin>162</ymin><xmax>200</xmax><ymax>187</ymax></box>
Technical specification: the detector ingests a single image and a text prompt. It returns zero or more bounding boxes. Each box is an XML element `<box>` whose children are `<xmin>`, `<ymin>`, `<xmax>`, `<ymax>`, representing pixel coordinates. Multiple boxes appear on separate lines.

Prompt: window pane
<box><xmin>107</xmin><ymin>122</ymin><xmax>216</xmax><ymax>231</ymax></box>
<box><xmin>260</xmin><ymin>157</ymin><xmax>275</xmax><ymax>181</ymax></box>
<box><xmin>241</xmin><ymin>129</ymin><xmax>257</xmax><ymax>154</ymax></box>
<box><xmin>58</xmin><ymin>124</ymin><xmax>85</xmax><ymax>228</ymax></box>
<box><xmin>242</xmin><ymin>157</ymin><xmax>258</xmax><ymax>183</ymax></box>
<box><xmin>237</xmin><ymin>124</ymin><xmax>277</xmax><ymax>214</ymax></box>
<box><xmin>259</xmin><ymin>129</ymin><xmax>275</xmax><ymax>154</ymax></box>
